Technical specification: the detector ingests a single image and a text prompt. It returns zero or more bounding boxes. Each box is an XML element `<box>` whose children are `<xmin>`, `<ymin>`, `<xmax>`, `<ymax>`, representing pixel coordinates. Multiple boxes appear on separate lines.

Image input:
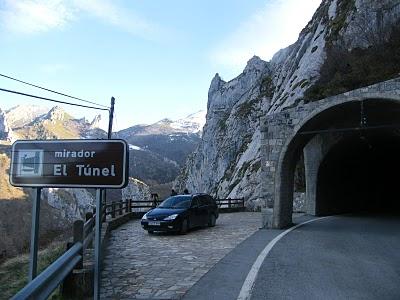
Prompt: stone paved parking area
<box><xmin>100</xmin><ymin>212</ymin><xmax>260</xmax><ymax>299</ymax></box>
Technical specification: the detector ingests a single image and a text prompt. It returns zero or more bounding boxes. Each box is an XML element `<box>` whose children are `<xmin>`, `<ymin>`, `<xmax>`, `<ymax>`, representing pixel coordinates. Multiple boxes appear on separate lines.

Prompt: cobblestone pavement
<box><xmin>100</xmin><ymin>212</ymin><xmax>260</xmax><ymax>299</ymax></box>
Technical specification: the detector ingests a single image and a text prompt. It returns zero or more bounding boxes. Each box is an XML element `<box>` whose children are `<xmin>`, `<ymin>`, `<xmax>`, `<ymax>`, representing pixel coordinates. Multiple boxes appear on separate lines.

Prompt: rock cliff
<box><xmin>0</xmin><ymin>109</ymin><xmax>14</xmax><ymax>141</ymax></box>
<box><xmin>176</xmin><ymin>0</ymin><xmax>400</xmax><ymax>209</ymax></box>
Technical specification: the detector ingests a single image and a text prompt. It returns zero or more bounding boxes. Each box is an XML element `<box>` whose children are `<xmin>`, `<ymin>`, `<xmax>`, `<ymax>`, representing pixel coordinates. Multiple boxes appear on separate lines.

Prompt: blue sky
<box><xmin>0</xmin><ymin>0</ymin><xmax>321</xmax><ymax>131</ymax></box>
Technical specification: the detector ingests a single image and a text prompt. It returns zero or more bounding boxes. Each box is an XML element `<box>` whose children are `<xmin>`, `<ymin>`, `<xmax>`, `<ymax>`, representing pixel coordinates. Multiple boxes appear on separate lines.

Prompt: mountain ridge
<box><xmin>0</xmin><ymin>105</ymin><xmax>206</xmax><ymax>185</ymax></box>
<box><xmin>175</xmin><ymin>0</ymin><xmax>400</xmax><ymax>209</ymax></box>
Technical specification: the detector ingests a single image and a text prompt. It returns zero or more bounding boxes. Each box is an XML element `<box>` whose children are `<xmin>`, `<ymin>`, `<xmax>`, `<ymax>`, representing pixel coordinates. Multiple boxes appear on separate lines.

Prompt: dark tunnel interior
<box><xmin>316</xmin><ymin>130</ymin><xmax>400</xmax><ymax>215</ymax></box>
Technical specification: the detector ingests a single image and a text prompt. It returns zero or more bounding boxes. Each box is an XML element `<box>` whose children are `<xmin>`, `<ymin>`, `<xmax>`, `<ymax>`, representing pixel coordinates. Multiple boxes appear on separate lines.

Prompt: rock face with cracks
<box><xmin>175</xmin><ymin>0</ymin><xmax>400</xmax><ymax>210</ymax></box>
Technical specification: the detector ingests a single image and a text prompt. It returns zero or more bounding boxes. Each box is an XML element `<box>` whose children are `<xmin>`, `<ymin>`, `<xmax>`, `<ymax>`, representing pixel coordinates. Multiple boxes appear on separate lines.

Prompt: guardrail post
<box><xmin>242</xmin><ymin>198</ymin><xmax>245</xmax><ymax>209</ymax></box>
<box><xmin>119</xmin><ymin>200</ymin><xmax>123</xmax><ymax>215</ymax></box>
<box><xmin>127</xmin><ymin>199</ymin><xmax>131</xmax><ymax>213</ymax></box>
<box><xmin>28</xmin><ymin>188</ymin><xmax>41</xmax><ymax>281</ymax></box>
<box><xmin>85</xmin><ymin>212</ymin><xmax>93</xmax><ymax>249</ymax></box>
<box><xmin>228</xmin><ymin>198</ymin><xmax>231</xmax><ymax>209</ymax></box>
<box><xmin>111</xmin><ymin>202</ymin><xmax>115</xmax><ymax>218</ymax></box>
<box><xmin>73</xmin><ymin>220</ymin><xmax>84</xmax><ymax>269</ymax></box>
<box><xmin>85</xmin><ymin>212</ymin><xmax>93</xmax><ymax>221</ymax></box>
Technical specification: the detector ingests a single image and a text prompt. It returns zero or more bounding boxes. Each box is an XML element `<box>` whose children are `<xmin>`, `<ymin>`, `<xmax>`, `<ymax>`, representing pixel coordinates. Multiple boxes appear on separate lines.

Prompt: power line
<box><xmin>0</xmin><ymin>87</ymin><xmax>109</xmax><ymax>111</ymax></box>
<box><xmin>0</xmin><ymin>73</ymin><xmax>109</xmax><ymax>109</ymax></box>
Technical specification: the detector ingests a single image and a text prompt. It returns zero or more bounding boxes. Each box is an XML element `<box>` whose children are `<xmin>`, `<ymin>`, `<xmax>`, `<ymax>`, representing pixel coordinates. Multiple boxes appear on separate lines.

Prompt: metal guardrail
<box><xmin>11</xmin><ymin>242</ymin><xmax>83</xmax><ymax>300</ymax></box>
<box><xmin>215</xmin><ymin>198</ymin><xmax>245</xmax><ymax>211</ymax></box>
<box><xmin>12</xmin><ymin>197</ymin><xmax>245</xmax><ymax>298</ymax></box>
<box><xmin>12</xmin><ymin>199</ymin><xmax>151</xmax><ymax>299</ymax></box>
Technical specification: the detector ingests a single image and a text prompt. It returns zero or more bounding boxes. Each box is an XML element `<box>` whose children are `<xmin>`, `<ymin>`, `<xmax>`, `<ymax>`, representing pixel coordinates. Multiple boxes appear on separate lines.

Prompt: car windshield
<box><xmin>158</xmin><ymin>196</ymin><xmax>191</xmax><ymax>209</ymax></box>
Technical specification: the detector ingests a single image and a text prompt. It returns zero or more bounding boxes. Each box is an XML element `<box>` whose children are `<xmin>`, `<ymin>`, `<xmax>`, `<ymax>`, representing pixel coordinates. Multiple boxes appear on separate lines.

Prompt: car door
<box><xmin>190</xmin><ymin>197</ymin><xmax>200</xmax><ymax>227</ymax></box>
<box><xmin>198</xmin><ymin>196</ymin><xmax>209</xmax><ymax>226</ymax></box>
<box><xmin>207</xmin><ymin>195</ymin><xmax>218</xmax><ymax>218</ymax></box>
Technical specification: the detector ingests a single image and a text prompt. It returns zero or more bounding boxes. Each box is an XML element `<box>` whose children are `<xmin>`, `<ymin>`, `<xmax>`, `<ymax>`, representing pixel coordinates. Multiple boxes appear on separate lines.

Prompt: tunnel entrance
<box><xmin>316</xmin><ymin>131</ymin><xmax>400</xmax><ymax>215</ymax></box>
<box><xmin>271</xmin><ymin>97</ymin><xmax>400</xmax><ymax>228</ymax></box>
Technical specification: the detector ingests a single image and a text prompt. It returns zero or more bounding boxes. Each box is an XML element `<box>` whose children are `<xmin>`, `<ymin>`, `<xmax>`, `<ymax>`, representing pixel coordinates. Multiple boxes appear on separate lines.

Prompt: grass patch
<box><xmin>218</xmin><ymin>114</ymin><xmax>229</xmax><ymax>132</ymax></box>
<box><xmin>44</xmin><ymin>121</ymin><xmax>80</xmax><ymax>139</ymax></box>
<box><xmin>259</xmin><ymin>75</ymin><xmax>274</xmax><ymax>98</ymax></box>
<box><xmin>0</xmin><ymin>242</ymin><xmax>65</xmax><ymax>299</ymax></box>
<box><xmin>326</xmin><ymin>0</ymin><xmax>356</xmax><ymax>42</ymax></box>
<box><xmin>238</xmin><ymin>161</ymin><xmax>251</xmax><ymax>178</ymax></box>
<box><xmin>235</xmin><ymin>98</ymin><xmax>260</xmax><ymax>119</ymax></box>
<box><xmin>251</xmin><ymin>160</ymin><xmax>262</xmax><ymax>173</ymax></box>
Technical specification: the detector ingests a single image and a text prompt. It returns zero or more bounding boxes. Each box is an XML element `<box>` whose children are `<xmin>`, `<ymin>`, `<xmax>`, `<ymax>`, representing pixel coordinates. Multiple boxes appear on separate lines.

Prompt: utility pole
<box><xmin>108</xmin><ymin>97</ymin><xmax>115</xmax><ymax>139</ymax></box>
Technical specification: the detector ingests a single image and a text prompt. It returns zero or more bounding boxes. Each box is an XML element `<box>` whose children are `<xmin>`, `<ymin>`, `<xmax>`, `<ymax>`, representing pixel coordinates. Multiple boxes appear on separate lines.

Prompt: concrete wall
<box><xmin>303</xmin><ymin>133</ymin><xmax>343</xmax><ymax>215</ymax></box>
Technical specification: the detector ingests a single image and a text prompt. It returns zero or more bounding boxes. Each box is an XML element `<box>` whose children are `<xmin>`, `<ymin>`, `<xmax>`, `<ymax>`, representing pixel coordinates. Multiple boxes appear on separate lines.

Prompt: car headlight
<box><xmin>164</xmin><ymin>214</ymin><xmax>178</xmax><ymax>221</ymax></box>
<box><xmin>142</xmin><ymin>213</ymin><xmax>148</xmax><ymax>220</ymax></box>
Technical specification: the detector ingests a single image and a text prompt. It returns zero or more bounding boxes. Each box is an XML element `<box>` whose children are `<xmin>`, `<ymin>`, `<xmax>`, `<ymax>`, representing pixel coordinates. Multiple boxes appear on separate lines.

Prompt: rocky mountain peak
<box><xmin>207</xmin><ymin>56</ymin><xmax>270</xmax><ymax>113</ymax></box>
<box><xmin>208</xmin><ymin>73</ymin><xmax>225</xmax><ymax>96</ymax></box>
<box><xmin>177</xmin><ymin>0</ymin><xmax>400</xmax><ymax>210</ymax></box>
<box><xmin>45</xmin><ymin>106</ymin><xmax>69</xmax><ymax>122</ymax></box>
<box><xmin>243</xmin><ymin>55</ymin><xmax>269</xmax><ymax>73</ymax></box>
<box><xmin>0</xmin><ymin>108</ymin><xmax>13</xmax><ymax>141</ymax></box>
<box><xmin>156</xmin><ymin>118</ymin><xmax>174</xmax><ymax>126</ymax></box>
<box><xmin>90</xmin><ymin>114</ymin><xmax>102</xmax><ymax>129</ymax></box>
<box><xmin>5</xmin><ymin>104</ymin><xmax>48</xmax><ymax>128</ymax></box>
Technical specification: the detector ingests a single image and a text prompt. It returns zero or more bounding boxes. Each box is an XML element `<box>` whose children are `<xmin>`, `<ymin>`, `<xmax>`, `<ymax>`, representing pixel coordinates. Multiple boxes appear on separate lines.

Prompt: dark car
<box><xmin>141</xmin><ymin>193</ymin><xmax>219</xmax><ymax>234</ymax></box>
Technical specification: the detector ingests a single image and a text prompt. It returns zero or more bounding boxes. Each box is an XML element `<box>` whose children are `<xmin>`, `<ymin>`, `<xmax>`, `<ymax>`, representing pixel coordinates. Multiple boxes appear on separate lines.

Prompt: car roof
<box><xmin>168</xmin><ymin>193</ymin><xmax>212</xmax><ymax>198</ymax></box>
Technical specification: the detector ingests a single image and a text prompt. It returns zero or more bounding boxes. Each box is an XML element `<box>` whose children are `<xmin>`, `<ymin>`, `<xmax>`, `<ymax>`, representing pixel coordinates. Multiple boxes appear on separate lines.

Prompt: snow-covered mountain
<box><xmin>2</xmin><ymin>105</ymin><xmax>105</xmax><ymax>140</ymax></box>
<box><xmin>118</xmin><ymin>110</ymin><xmax>206</xmax><ymax>137</ymax></box>
<box><xmin>116</xmin><ymin>111</ymin><xmax>205</xmax><ymax>184</ymax></box>
<box><xmin>5</xmin><ymin>105</ymin><xmax>49</xmax><ymax>128</ymax></box>
<box><xmin>0</xmin><ymin>105</ymin><xmax>205</xmax><ymax>185</ymax></box>
<box><xmin>170</xmin><ymin>110</ymin><xmax>206</xmax><ymax>134</ymax></box>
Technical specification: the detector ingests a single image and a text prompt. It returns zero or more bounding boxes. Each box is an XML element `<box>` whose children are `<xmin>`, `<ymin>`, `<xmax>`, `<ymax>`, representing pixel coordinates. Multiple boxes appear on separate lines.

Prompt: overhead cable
<box><xmin>0</xmin><ymin>87</ymin><xmax>109</xmax><ymax>111</ymax></box>
<box><xmin>0</xmin><ymin>73</ymin><xmax>109</xmax><ymax>109</ymax></box>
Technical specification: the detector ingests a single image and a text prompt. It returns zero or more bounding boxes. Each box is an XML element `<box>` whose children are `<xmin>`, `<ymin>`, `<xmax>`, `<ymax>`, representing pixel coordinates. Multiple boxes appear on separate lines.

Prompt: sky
<box><xmin>0</xmin><ymin>0</ymin><xmax>322</xmax><ymax>131</ymax></box>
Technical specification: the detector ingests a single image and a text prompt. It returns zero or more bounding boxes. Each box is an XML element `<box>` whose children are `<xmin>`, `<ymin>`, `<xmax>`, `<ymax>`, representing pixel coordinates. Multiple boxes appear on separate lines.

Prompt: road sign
<box><xmin>10</xmin><ymin>139</ymin><xmax>129</xmax><ymax>188</ymax></box>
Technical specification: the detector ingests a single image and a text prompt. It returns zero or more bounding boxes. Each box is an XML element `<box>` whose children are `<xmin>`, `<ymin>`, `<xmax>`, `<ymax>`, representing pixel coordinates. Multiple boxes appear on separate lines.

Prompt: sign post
<box><xmin>94</xmin><ymin>189</ymin><xmax>102</xmax><ymax>300</ymax></box>
<box><xmin>10</xmin><ymin>139</ymin><xmax>128</xmax><ymax>296</ymax></box>
<box><xmin>28</xmin><ymin>187</ymin><xmax>41</xmax><ymax>281</ymax></box>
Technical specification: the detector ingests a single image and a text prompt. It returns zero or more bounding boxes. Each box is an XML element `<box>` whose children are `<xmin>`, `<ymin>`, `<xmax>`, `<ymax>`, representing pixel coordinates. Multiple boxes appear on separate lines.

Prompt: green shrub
<box><xmin>305</xmin><ymin>21</ymin><xmax>400</xmax><ymax>102</ymax></box>
<box><xmin>0</xmin><ymin>242</ymin><xmax>65</xmax><ymax>299</ymax></box>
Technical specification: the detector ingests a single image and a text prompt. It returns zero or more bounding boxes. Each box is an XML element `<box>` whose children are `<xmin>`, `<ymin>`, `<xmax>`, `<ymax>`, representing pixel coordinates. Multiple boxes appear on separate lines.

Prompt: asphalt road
<box><xmin>184</xmin><ymin>214</ymin><xmax>400</xmax><ymax>300</ymax></box>
<box><xmin>251</xmin><ymin>214</ymin><xmax>400</xmax><ymax>300</ymax></box>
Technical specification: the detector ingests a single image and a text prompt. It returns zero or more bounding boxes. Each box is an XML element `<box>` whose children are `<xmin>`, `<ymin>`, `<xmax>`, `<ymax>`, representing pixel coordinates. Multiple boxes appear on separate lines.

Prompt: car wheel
<box><xmin>180</xmin><ymin>219</ymin><xmax>188</xmax><ymax>234</ymax></box>
<box><xmin>148</xmin><ymin>230</ymin><xmax>154</xmax><ymax>234</ymax></box>
<box><xmin>208</xmin><ymin>214</ymin><xmax>216</xmax><ymax>227</ymax></box>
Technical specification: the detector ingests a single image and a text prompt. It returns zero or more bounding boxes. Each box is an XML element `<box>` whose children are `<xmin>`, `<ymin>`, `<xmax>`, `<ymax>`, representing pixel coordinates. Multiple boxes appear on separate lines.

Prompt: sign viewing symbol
<box><xmin>17</xmin><ymin>150</ymin><xmax>44</xmax><ymax>177</ymax></box>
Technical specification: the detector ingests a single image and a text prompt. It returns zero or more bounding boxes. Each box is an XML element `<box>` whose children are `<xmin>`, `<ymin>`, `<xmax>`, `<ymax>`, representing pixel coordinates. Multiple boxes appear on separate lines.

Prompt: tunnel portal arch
<box><xmin>260</xmin><ymin>78</ymin><xmax>400</xmax><ymax>228</ymax></box>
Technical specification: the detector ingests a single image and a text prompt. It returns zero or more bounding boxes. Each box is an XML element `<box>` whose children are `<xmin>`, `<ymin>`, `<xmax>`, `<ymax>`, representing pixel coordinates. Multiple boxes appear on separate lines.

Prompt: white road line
<box><xmin>237</xmin><ymin>216</ymin><xmax>332</xmax><ymax>300</ymax></box>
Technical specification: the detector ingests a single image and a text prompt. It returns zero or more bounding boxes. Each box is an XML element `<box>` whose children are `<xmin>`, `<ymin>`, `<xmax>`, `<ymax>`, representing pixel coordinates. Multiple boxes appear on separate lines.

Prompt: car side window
<box><xmin>191</xmin><ymin>197</ymin><xmax>199</xmax><ymax>208</ymax></box>
<box><xmin>199</xmin><ymin>196</ymin><xmax>208</xmax><ymax>207</ymax></box>
<box><xmin>207</xmin><ymin>195</ymin><xmax>215</xmax><ymax>206</ymax></box>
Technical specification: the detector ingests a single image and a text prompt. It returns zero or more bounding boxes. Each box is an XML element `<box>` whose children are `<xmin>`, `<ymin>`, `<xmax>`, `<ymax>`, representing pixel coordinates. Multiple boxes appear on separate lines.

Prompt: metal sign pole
<box><xmin>94</xmin><ymin>188</ymin><xmax>103</xmax><ymax>300</ymax></box>
<box><xmin>28</xmin><ymin>187</ymin><xmax>41</xmax><ymax>281</ymax></box>
<box><xmin>103</xmin><ymin>97</ymin><xmax>115</xmax><ymax>222</ymax></box>
<box><xmin>108</xmin><ymin>97</ymin><xmax>115</xmax><ymax>140</ymax></box>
